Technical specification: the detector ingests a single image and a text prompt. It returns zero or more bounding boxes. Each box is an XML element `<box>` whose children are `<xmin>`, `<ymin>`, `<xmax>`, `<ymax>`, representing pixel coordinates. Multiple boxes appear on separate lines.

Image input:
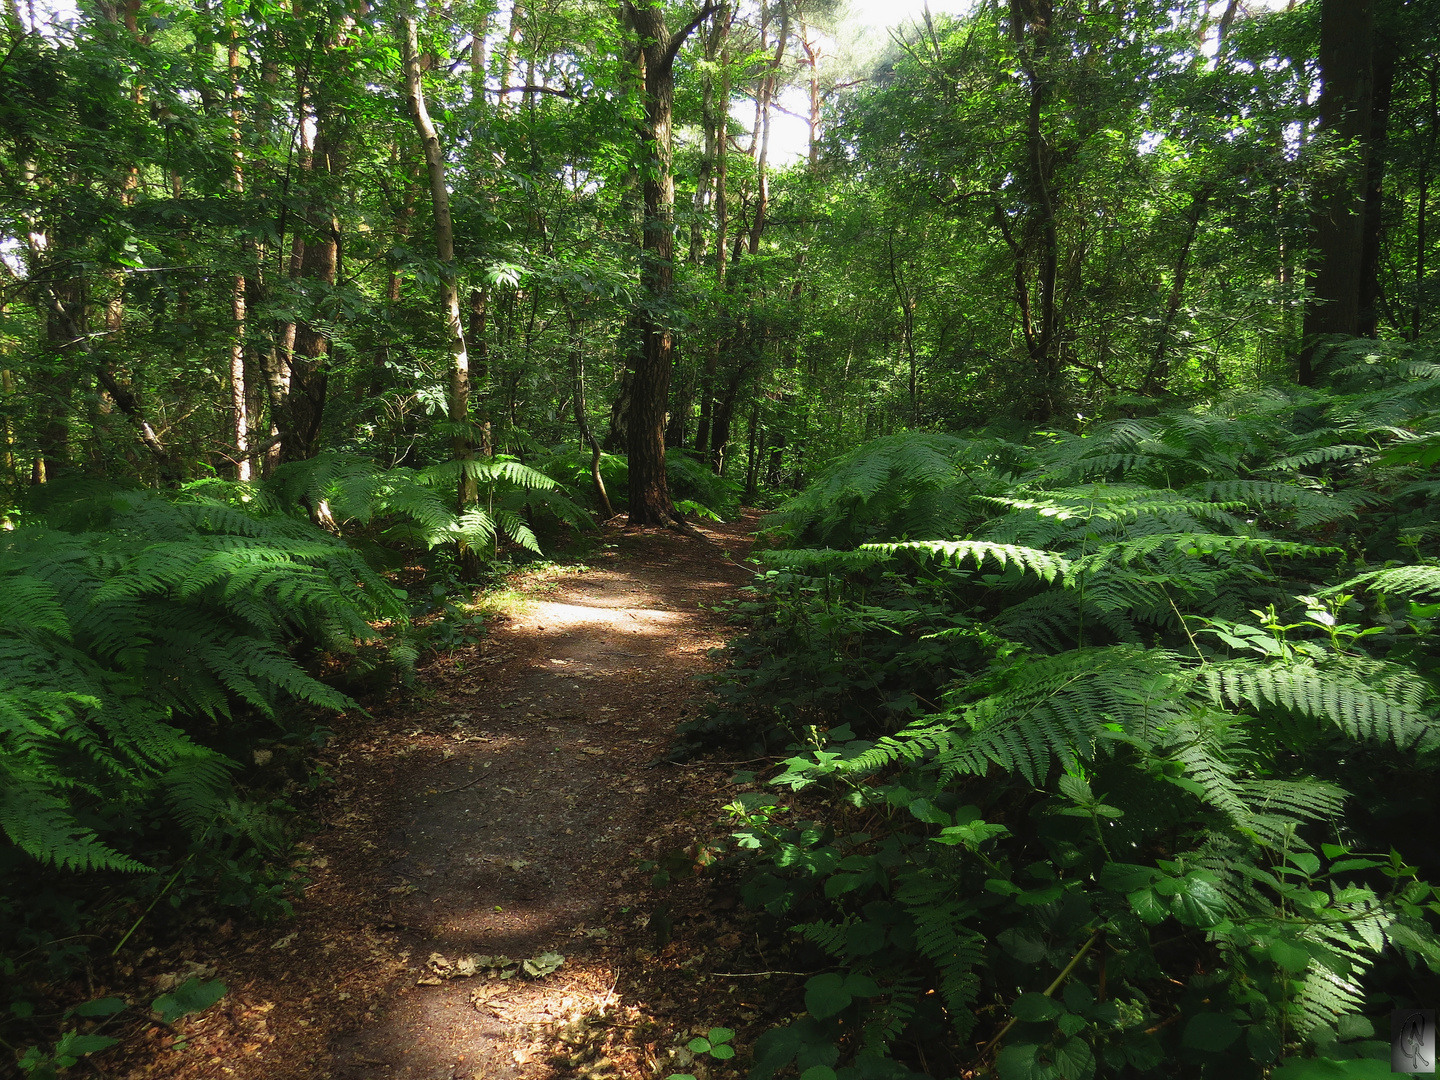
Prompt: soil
<box><xmin>101</xmin><ymin>510</ymin><xmax>803</xmax><ymax>1080</ymax></box>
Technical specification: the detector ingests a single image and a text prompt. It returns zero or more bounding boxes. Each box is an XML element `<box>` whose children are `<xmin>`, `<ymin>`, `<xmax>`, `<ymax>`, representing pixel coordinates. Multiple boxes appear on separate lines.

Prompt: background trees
<box><xmin>2</xmin><ymin>0</ymin><xmax>1437</xmax><ymax>513</ymax></box>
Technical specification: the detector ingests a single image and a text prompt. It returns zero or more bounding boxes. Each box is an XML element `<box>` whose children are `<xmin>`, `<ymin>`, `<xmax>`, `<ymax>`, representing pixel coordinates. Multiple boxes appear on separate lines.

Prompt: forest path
<box><xmin>162</xmin><ymin>514</ymin><xmax>758</xmax><ymax>1080</ymax></box>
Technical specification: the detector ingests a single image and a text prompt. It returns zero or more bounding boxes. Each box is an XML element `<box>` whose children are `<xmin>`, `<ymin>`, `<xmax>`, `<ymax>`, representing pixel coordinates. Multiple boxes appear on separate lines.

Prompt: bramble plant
<box><xmin>668</xmin><ymin>1025</ymin><xmax>738</xmax><ymax>1080</ymax></box>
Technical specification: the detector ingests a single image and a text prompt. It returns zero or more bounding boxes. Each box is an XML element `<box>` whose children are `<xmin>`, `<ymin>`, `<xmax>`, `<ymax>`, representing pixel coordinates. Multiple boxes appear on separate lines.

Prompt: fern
<box><xmin>1324</xmin><ymin>562</ymin><xmax>1440</xmax><ymax>600</ymax></box>
<box><xmin>0</xmin><ymin>485</ymin><xmax>406</xmax><ymax>876</ymax></box>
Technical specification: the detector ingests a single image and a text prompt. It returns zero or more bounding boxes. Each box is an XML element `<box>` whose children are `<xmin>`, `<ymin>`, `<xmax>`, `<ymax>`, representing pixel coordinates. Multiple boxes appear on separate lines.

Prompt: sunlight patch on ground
<box><xmin>510</xmin><ymin>600</ymin><xmax>684</xmax><ymax>632</ymax></box>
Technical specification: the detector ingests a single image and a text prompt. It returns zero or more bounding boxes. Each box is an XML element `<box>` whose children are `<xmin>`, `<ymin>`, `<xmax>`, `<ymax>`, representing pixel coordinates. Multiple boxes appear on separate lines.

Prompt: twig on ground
<box><xmin>435</xmin><ymin>775</ymin><xmax>484</xmax><ymax>795</ymax></box>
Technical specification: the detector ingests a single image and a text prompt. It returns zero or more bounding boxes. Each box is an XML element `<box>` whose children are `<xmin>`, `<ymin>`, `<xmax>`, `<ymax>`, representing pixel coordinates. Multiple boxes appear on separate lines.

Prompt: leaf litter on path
<box><xmin>110</xmin><ymin>514</ymin><xmax>764</xmax><ymax>1080</ymax></box>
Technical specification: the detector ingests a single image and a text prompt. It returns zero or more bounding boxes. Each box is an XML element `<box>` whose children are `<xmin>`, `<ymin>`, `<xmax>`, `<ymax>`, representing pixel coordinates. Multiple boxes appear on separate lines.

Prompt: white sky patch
<box><xmin>767</xmin><ymin>0</ymin><xmax>975</xmax><ymax>166</ymax></box>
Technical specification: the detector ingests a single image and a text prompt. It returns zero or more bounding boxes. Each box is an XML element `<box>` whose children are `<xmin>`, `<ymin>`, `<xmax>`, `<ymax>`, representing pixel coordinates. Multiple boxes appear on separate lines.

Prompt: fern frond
<box><xmin>1323</xmin><ymin>563</ymin><xmax>1440</xmax><ymax>600</ymax></box>
<box><xmin>1203</xmin><ymin>662</ymin><xmax>1436</xmax><ymax>749</ymax></box>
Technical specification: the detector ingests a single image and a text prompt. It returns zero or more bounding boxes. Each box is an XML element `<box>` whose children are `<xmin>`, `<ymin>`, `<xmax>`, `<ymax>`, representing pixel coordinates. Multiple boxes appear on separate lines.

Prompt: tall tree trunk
<box><xmin>694</xmin><ymin>12</ymin><xmax>731</xmax><ymax>461</ymax></box>
<box><xmin>469</xmin><ymin>284</ymin><xmax>492</xmax><ymax>456</ymax></box>
<box><xmin>228</xmin><ymin>23</ymin><xmax>251</xmax><ymax>480</ymax></box>
<box><xmin>1145</xmin><ymin>185</ymin><xmax>1212</xmax><ymax>394</ymax></box>
<box><xmin>1299</xmin><ymin>0</ymin><xmax>1375</xmax><ymax>384</ymax></box>
<box><xmin>799</xmin><ymin>18</ymin><xmax>820</xmax><ymax>169</ymax></box>
<box><xmin>620</xmin><ymin>0</ymin><xmax>717</xmax><ymax>526</ymax></box>
<box><xmin>568</xmin><ymin>306</ymin><xmax>613</xmax><ymax>519</ymax></box>
<box><xmin>1012</xmin><ymin>0</ymin><xmax>1062</xmax><ymax>417</ymax></box>
<box><xmin>1357</xmin><ymin>32</ymin><xmax>1395</xmax><ymax>339</ymax></box>
<box><xmin>1414</xmin><ymin>60</ymin><xmax>1438</xmax><ymax>341</ymax></box>
<box><xmin>399</xmin><ymin>15</ymin><xmax>471</xmax><ymax>492</ymax></box>
<box><xmin>400</xmin><ymin>12</ymin><xmax>481</xmax><ymax>572</ymax></box>
<box><xmin>747</xmin><ymin>1</ymin><xmax>787</xmax><ymax>257</ymax></box>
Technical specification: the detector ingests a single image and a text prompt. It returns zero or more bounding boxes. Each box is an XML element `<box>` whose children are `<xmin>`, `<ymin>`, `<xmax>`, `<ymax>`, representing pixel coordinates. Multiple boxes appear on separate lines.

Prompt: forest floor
<box><xmin>106</xmin><ymin>510</ymin><xmax>803</xmax><ymax>1080</ymax></box>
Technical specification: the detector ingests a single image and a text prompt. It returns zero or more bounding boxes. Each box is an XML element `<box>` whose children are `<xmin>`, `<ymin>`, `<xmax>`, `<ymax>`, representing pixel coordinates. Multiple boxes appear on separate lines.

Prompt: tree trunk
<box><xmin>1145</xmin><ymin>185</ymin><xmax>1212</xmax><ymax>394</ymax></box>
<box><xmin>1413</xmin><ymin>61</ymin><xmax>1437</xmax><ymax>341</ymax></box>
<box><xmin>743</xmin><ymin>399</ymin><xmax>759</xmax><ymax>503</ymax></box>
<box><xmin>399</xmin><ymin>15</ymin><xmax>471</xmax><ymax>489</ymax></box>
<box><xmin>400</xmin><ymin>12</ymin><xmax>482</xmax><ymax>572</ymax></box>
<box><xmin>747</xmin><ymin>1</ymin><xmax>787</xmax><ymax>257</ymax></box>
<box><xmin>620</xmin><ymin>0</ymin><xmax>717</xmax><ymax>526</ymax></box>
<box><xmin>694</xmin><ymin>14</ymin><xmax>731</xmax><ymax>462</ymax></box>
<box><xmin>228</xmin><ymin>24</ymin><xmax>251</xmax><ymax>481</ymax></box>
<box><xmin>469</xmin><ymin>284</ymin><xmax>493</xmax><ymax>455</ymax></box>
<box><xmin>1357</xmin><ymin>31</ymin><xmax>1395</xmax><ymax>339</ymax></box>
<box><xmin>568</xmin><ymin>306</ymin><xmax>613</xmax><ymax>519</ymax></box>
<box><xmin>1299</xmin><ymin>0</ymin><xmax>1375</xmax><ymax>383</ymax></box>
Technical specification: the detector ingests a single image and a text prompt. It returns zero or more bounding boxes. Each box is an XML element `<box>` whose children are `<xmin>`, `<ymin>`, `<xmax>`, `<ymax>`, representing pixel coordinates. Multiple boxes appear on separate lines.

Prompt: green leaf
<box><xmin>1012</xmin><ymin>992</ymin><xmax>1061</xmax><ymax>1022</ymax></box>
<box><xmin>1128</xmin><ymin>887</ymin><xmax>1167</xmax><ymax>924</ymax></box>
<box><xmin>707</xmin><ymin>1028</ymin><xmax>736</xmax><ymax>1046</ymax></box>
<box><xmin>1122</xmin><ymin>1031</ymin><xmax>1165</xmax><ymax>1070</ymax></box>
<box><xmin>53</xmin><ymin>1031</ymin><xmax>119</xmax><ymax>1060</ymax></box>
<box><xmin>994</xmin><ymin>1043</ymin><xmax>1042</xmax><ymax>1080</ymax></box>
<box><xmin>1170</xmin><ymin>876</ymin><xmax>1227</xmax><ymax>927</ymax></box>
<box><xmin>1099</xmin><ymin>863</ymin><xmax>1158</xmax><ymax>892</ymax></box>
<box><xmin>805</xmin><ymin>973</ymin><xmax>852</xmax><ymax>1019</ymax></box>
<box><xmin>1182</xmin><ymin>1012</ymin><xmax>1240</xmax><ymax>1052</ymax></box>
<box><xmin>520</xmin><ymin>952</ymin><xmax>565</xmax><ymax>978</ymax></box>
<box><xmin>799</xmin><ymin>1069</ymin><xmax>837</xmax><ymax>1080</ymax></box>
<box><xmin>151</xmin><ymin>978</ymin><xmax>226</xmax><ymax>1025</ymax></box>
<box><xmin>688</xmin><ymin>1038</ymin><xmax>713</xmax><ymax>1054</ymax></box>
<box><xmin>1268</xmin><ymin>940</ymin><xmax>1311</xmax><ymax>972</ymax></box>
<box><xmin>1053</xmin><ymin>1036</ymin><xmax>1096</xmax><ymax>1080</ymax></box>
<box><xmin>1247</xmin><ymin>1022</ymin><xmax>1282</xmax><ymax>1063</ymax></box>
<box><xmin>843</xmin><ymin>973</ymin><xmax>880</xmax><ymax>997</ymax></box>
<box><xmin>1289</xmin><ymin>852</ymin><xmax>1321</xmax><ymax>876</ymax></box>
<box><xmin>710</xmin><ymin>1045</ymin><xmax>737</xmax><ymax>1060</ymax></box>
<box><xmin>1271</xmin><ymin>1059</ymin><xmax>1395</xmax><ymax>1079</ymax></box>
<box><xmin>1336</xmin><ymin>1015</ymin><xmax>1374</xmax><ymax>1041</ymax></box>
<box><xmin>998</xmin><ymin>927</ymin><xmax>1050</xmax><ymax>963</ymax></box>
<box><xmin>69</xmin><ymin>997</ymin><xmax>126</xmax><ymax>1018</ymax></box>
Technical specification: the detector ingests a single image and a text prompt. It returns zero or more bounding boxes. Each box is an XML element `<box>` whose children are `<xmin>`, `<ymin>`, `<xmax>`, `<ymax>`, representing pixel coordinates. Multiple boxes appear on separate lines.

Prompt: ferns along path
<box><xmin>12</xmin><ymin>515</ymin><xmax>759</xmax><ymax>1080</ymax></box>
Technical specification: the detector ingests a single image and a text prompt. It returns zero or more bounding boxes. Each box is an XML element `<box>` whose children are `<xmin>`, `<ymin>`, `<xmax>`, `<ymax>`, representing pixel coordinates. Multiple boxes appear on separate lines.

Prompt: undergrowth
<box><xmin>0</xmin><ymin>450</ymin><xmax>589</xmax><ymax>1070</ymax></box>
<box><xmin>687</xmin><ymin>339</ymin><xmax>1440</xmax><ymax>1079</ymax></box>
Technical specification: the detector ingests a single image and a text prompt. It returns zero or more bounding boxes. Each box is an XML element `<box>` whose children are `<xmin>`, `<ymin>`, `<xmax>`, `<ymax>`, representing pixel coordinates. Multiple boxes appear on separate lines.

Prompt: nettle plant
<box><xmin>704</xmin><ymin>345</ymin><xmax>1440</xmax><ymax>1078</ymax></box>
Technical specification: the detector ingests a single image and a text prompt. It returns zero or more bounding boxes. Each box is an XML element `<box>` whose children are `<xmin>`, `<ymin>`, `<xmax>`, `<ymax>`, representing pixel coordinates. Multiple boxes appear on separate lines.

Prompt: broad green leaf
<box><xmin>152</xmin><ymin>978</ymin><xmax>226</xmax><ymax>1025</ymax></box>
<box><xmin>1012</xmin><ymin>992</ymin><xmax>1062</xmax><ymax>1022</ymax></box>
<box><xmin>805</xmin><ymin>973</ymin><xmax>852</xmax><ymax>1019</ymax></box>
<box><xmin>1182</xmin><ymin>1012</ymin><xmax>1240</xmax><ymax>1052</ymax></box>
<box><xmin>1268</xmin><ymin>940</ymin><xmax>1311</xmax><ymax>972</ymax></box>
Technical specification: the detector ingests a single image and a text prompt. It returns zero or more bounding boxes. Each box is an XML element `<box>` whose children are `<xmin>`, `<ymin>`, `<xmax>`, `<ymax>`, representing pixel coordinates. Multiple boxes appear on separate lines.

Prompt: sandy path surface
<box><xmin>122</xmin><ymin>515</ymin><xmax>758</xmax><ymax>1080</ymax></box>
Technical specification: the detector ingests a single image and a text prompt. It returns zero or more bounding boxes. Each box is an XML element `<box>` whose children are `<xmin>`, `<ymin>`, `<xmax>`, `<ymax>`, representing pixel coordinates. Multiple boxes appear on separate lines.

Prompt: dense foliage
<box><xmin>698</xmin><ymin>341</ymin><xmax>1440</xmax><ymax>1077</ymax></box>
<box><xmin>2</xmin><ymin>0</ymin><xmax>1440</xmax><ymax>1072</ymax></box>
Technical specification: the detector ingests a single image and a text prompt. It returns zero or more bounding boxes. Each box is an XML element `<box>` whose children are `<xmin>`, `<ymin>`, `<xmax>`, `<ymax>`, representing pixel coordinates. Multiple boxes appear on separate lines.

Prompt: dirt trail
<box><xmin>142</xmin><ymin>515</ymin><xmax>758</xmax><ymax>1080</ymax></box>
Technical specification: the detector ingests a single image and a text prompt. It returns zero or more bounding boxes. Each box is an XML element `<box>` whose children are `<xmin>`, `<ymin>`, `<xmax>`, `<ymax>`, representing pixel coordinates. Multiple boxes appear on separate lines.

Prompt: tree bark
<box><xmin>399</xmin><ymin>15</ymin><xmax>472</xmax><ymax>491</ymax></box>
<box><xmin>568</xmin><ymin>306</ymin><xmax>613</xmax><ymax>519</ymax></box>
<box><xmin>228</xmin><ymin>22</ymin><xmax>251</xmax><ymax>481</ymax></box>
<box><xmin>1357</xmin><ymin>31</ymin><xmax>1395</xmax><ymax>338</ymax></box>
<box><xmin>1299</xmin><ymin>0</ymin><xmax>1375</xmax><ymax>383</ymax></box>
<box><xmin>620</xmin><ymin>0</ymin><xmax>717</xmax><ymax>526</ymax></box>
<box><xmin>1413</xmin><ymin>60</ymin><xmax>1437</xmax><ymax>341</ymax></box>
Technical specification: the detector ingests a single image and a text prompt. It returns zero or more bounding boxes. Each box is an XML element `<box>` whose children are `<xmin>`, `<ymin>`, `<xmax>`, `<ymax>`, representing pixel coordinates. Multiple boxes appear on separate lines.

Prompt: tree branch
<box><xmin>659</xmin><ymin>0</ymin><xmax>719</xmax><ymax>73</ymax></box>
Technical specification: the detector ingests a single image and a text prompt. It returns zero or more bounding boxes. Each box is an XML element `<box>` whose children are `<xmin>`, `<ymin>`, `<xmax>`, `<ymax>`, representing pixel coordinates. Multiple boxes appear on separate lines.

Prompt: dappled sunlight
<box><xmin>321</xmin><ymin>523</ymin><xmax>757</xmax><ymax>1079</ymax></box>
